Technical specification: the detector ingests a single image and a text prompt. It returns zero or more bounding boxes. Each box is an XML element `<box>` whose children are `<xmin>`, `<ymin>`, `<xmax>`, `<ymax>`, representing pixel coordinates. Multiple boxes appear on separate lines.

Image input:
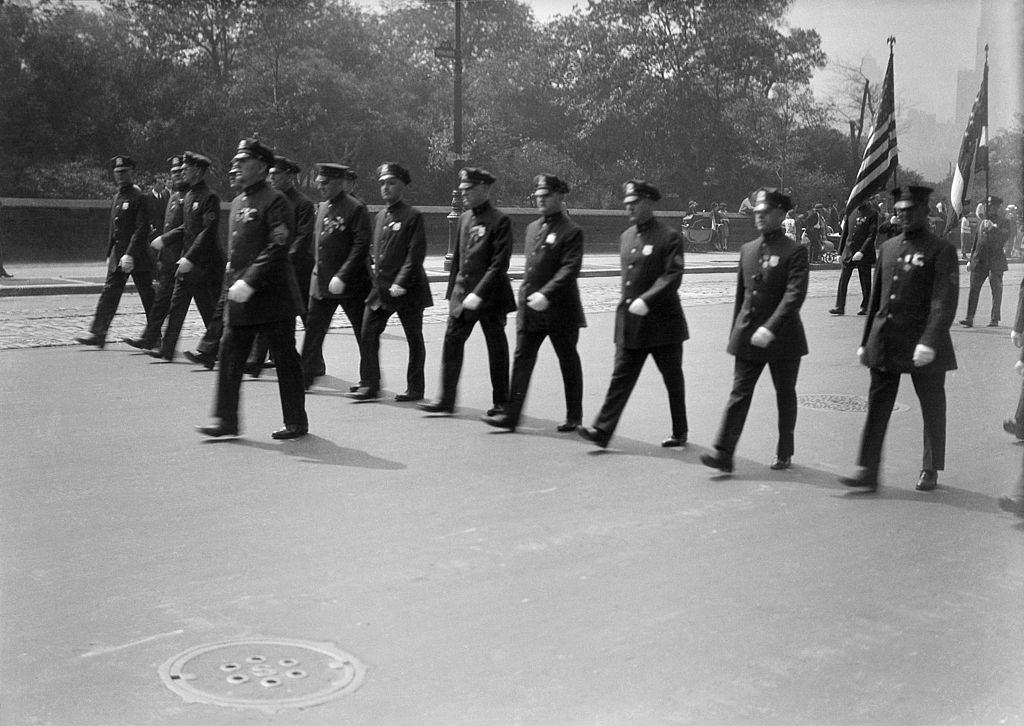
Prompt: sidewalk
<box><xmin>0</xmin><ymin>251</ymin><xmax>752</xmax><ymax>297</ymax></box>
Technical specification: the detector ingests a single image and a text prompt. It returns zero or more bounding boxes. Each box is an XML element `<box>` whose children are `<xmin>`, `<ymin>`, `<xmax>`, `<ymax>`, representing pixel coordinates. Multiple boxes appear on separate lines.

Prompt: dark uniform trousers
<box><xmin>594</xmin><ymin>342</ymin><xmax>687</xmax><ymax>439</ymax></box>
<box><xmin>858</xmin><ymin>366</ymin><xmax>946</xmax><ymax>472</ymax></box>
<box><xmin>159</xmin><ymin>268</ymin><xmax>221</xmax><ymax>357</ymax></box>
<box><xmin>195</xmin><ymin>279</ymin><xmax>229</xmax><ymax>359</ymax></box>
<box><xmin>301</xmin><ymin>297</ymin><xmax>365</xmax><ymax>382</ymax></box>
<box><xmin>714</xmin><ymin>357</ymin><xmax>800</xmax><ymax>459</ymax></box>
<box><xmin>91</xmin><ymin>268</ymin><xmax>155</xmax><ymax>338</ymax></box>
<box><xmin>359</xmin><ymin>306</ymin><xmax>426</xmax><ymax>396</ymax></box>
<box><xmin>835</xmin><ymin>263</ymin><xmax>872</xmax><ymax>312</ymax></box>
<box><xmin>507</xmin><ymin>328</ymin><xmax>583</xmax><ymax>423</ymax></box>
<box><xmin>438</xmin><ymin>313</ymin><xmax>510</xmax><ymax>407</ymax></box>
<box><xmin>216</xmin><ymin>319</ymin><xmax>307</xmax><ymax>428</ymax></box>
<box><xmin>965</xmin><ymin>266</ymin><xmax>1003</xmax><ymax>323</ymax></box>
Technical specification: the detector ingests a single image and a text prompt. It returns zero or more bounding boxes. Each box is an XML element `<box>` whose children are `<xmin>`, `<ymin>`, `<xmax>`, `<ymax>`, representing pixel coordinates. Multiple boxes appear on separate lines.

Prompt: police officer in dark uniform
<box><xmin>76</xmin><ymin>155</ymin><xmax>154</xmax><ymax>347</ymax></box>
<box><xmin>841</xmin><ymin>185</ymin><xmax>959</xmax><ymax>492</ymax></box>
<box><xmin>482</xmin><ymin>173</ymin><xmax>586</xmax><ymax>432</ymax></box>
<box><xmin>701</xmin><ymin>188</ymin><xmax>808</xmax><ymax>472</ymax></box>
<box><xmin>148</xmin><ymin>151</ymin><xmax>223</xmax><ymax>361</ymax></box>
<box><xmin>577</xmin><ymin>180</ymin><xmax>688</xmax><ymax>448</ymax></box>
<box><xmin>421</xmin><ymin>167</ymin><xmax>516</xmax><ymax>415</ymax></box>
<box><xmin>300</xmin><ymin>163</ymin><xmax>372</xmax><ymax>389</ymax></box>
<box><xmin>350</xmin><ymin>162</ymin><xmax>433</xmax><ymax>401</ymax></box>
<box><xmin>124</xmin><ymin>155</ymin><xmax>187</xmax><ymax>350</ymax></box>
<box><xmin>829</xmin><ymin>199</ymin><xmax>878</xmax><ymax>316</ymax></box>
<box><xmin>960</xmin><ymin>195</ymin><xmax>1010</xmax><ymax>327</ymax></box>
<box><xmin>197</xmin><ymin>138</ymin><xmax>307</xmax><ymax>439</ymax></box>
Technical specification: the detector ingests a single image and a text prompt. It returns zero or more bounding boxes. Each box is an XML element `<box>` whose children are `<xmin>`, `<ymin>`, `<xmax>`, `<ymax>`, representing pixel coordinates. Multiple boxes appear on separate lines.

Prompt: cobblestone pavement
<box><xmin>0</xmin><ymin>268</ymin><xmax>898</xmax><ymax>350</ymax></box>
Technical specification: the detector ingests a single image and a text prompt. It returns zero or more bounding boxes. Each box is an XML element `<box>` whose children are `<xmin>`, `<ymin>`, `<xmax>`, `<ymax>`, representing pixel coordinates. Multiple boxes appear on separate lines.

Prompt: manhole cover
<box><xmin>797</xmin><ymin>394</ymin><xmax>908</xmax><ymax>413</ymax></box>
<box><xmin>158</xmin><ymin>638</ymin><xmax>365</xmax><ymax>713</ymax></box>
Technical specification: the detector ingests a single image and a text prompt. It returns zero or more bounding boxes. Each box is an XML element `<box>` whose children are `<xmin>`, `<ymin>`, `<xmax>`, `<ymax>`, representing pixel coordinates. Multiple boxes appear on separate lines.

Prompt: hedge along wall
<box><xmin>0</xmin><ymin>198</ymin><xmax>756</xmax><ymax>262</ymax></box>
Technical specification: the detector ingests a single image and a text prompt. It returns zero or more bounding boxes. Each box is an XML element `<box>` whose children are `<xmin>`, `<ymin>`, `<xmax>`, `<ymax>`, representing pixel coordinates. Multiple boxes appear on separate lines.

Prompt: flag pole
<box><xmin>888</xmin><ymin>36</ymin><xmax>897</xmax><ymax>190</ymax></box>
<box><xmin>984</xmin><ymin>44</ymin><xmax>990</xmax><ymax>208</ymax></box>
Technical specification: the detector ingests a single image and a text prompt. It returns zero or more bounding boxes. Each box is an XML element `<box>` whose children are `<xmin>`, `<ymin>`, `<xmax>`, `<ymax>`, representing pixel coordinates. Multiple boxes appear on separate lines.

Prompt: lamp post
<box><xmin>434</xmin><ymin>0</ymin><xmax>463</xmax><ymax>271</ymax></box>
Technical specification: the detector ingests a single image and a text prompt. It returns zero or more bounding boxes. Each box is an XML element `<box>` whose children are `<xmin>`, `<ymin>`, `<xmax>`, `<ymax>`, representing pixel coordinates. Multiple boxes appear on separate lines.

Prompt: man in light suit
<box><xmin>840</xmin><ymin>185</ymin><xmax>959</xmax><ymax>492</ymax></box>
<box><xmin>578</xmin><ymin>179</ymin><xmax>688</xmax><ymax>449</ymax></box>
<box><xmin>702</xmin><ymin>187</ymin><xmax>809</xmax><ymax>473</ymax></box>
<box><xmin>482</xmin><ymin>173</ymin><xmax>586</xmax><ymax>433</ymax></box>
<box><xmin>420</xmin><ymin>167</ymin><xmax>516</xmax><ymax>415</ymax></box>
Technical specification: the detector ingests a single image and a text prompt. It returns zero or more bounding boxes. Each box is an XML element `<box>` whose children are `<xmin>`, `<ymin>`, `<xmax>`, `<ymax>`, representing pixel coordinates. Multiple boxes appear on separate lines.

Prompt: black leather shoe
<box><xmin>394</xmin><ymin>391</ymin><xmax>424</xmax><ymax>402</ymax></box>
<box><xmin>916</xmin><ymin>469</ymin><xmax>938</xmax><ymax>491</ymax></box>
<box><xmin>958</xmin><ymin>319</ymin><xmax>973</xmax><ymax>327</ymax></box>
<box><xmin>828</xmin><ymin>308</ymin><xmax>844</xmax><ymax>315</ymax></box>
<box><xmin>145</xmin><ymin>348</ymin><xmax>173</xmax><ymax>361</ymax></box>
<box><xmin>486</xmin><ymin>404</ymin><xmax>506</xmax><ymax>417</ymax></box>
<box><xmin>196</xmin><ymin>422</ymin><xmax>239</xmax><ymax>438</ymax></box>
<box><xmin>75</xmin><ymin>334</ymin><xmax>105</xmax><ymax>348</ymax></box>
<box><xmin>998</xmin><ymin>495</ymin><xmax>1024</xmax><ymax>516</ymax></box>
<box><xmin>184</xmin><ymin>350</ymin><xmax>215</xmax><ymax>370</ymax></box>
<box><xmin>244</xmin><ymin>361</ymin><xmax>263</xmax><ymax>378</ymax></box>
<box><xmin>661</xmin><ymin>435</ymin><xmax>687</xmax><ymax>448</ymax></box>
<box><xmin>418</xmin><ymin>400</ymin><xmax>455</xmax><ymax>414</ymax></box>
<box><xmin>481</xmin><ymin>413</ymin><xmax>516</xmax><ymax>431</ymax></box>
<box><xmin>349</xmin><ymin>384</ymin><xmax>362</xmax><ymax>393</ymax></box>
<box><xmin>700</xmin><ymin>451</ymin><xmax>734</xmax><ymax>473</ymax></box>
<box><xmin>1003</xmin><ymin>419</ymin><xmax>1024</xmax><ymax>439</ymax></box>
<box><xmin>770</xmin><ymin>456</ymin><xmax>791</xmax><ymax>470</ymax></box>
<box><xmin>987</xmin><ymin>320</ymin><xmax>1000</xmax><ymax>327</ymax></box>
<box><xmin>346</xmin><ymin>386</ymin><xmax>380</xmax><ymax>401</ymax></box>
<box><xmin>577</xmin><ymin>426</ymin><xmax>610</xmax><ymax>448</ymax></box>
<box><xmin>839</xmin><ymin>468</ymin><xmax>879</xmax><ymax>491</ymax></box>
<box><xmin>122</xmin><ymin>336</ymin><xmax>156</xmax><ymax>350</ymax></box>
<box><xmin>557</xmin><ymin>419</ymin><xmax>581</xmax><ymax>433</ymax></box>
<box><xmin>857</xmin><ymin>309</ymin><xmax>868</xmax><ymax>316</ymax></box>
<box><xmin>271</xmin><ymin>424</ymin><xmax>308</xmax><ymax>440</ymax></box>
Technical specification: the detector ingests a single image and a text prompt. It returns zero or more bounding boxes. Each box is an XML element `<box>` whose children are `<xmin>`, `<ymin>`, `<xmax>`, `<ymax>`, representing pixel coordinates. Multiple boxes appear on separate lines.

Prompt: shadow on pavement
<box><xmin>200</xmin><ymin>434</ymin><xmax>406</xmax><ymax>470</ymax></box>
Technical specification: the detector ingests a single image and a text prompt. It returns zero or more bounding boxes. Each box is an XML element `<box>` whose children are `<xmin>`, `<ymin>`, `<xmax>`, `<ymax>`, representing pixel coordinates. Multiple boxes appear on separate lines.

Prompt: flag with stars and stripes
<box><xmin>951</xmin><ymin>60</ymin><xmax>988</xmax><ymax>217</ymax></box>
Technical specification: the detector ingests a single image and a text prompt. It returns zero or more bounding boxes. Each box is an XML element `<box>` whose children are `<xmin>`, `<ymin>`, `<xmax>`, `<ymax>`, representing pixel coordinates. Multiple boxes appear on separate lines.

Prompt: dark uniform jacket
<box><xmin>839</xmin><ymin>208</ymin><xmax>878</xmax><ymax>267</ymax></box>
<box><xmin>967</xmin><ymin>216</ymin><xmax>1010</xmax><ymax>273</ymax></box>
<box><xmin>179</xmin><ymin>180</ymin><xmax>222</xmax><ymax>273</ymax></box>
<box><xmin>861</xmin><ymin>227</ymin><xmax>958</xmax><ymax>373</ymax></box>
<box><xmin>310</xmin><ymin>191</ymin><xmax>372</xmax><ymax>302</ymax></box>
<box><xmin>284</xmin><ymin>186</ymin><xmax>316</xmax><ymax>273</ymax></box>
<box><xmin>106</xmin><ymin>183</ymin><xmax>152</xmax><ymax>273</ymax></box>
<box><xmin>517</xmin><ymin>211</ymin><xmax>586</xmax><ymax>333</ymax></box>
<box><xmin>225</xmin><ymin>180</ymin><xmax>302</xmax><ymax>326</ymax></box>
<box><xmin>614</xmin><ymin>216</ymin><xmax>688</xmax><ymax>349</ymax></box>
<box><xmin>156</xmin><ymin>188</ymin><xmax>186</xmax><ymax>266</ymax></box>
<box><xmin>445</xmin><ymin>201</ymin><xmax>516</xmax><ymax>319</ymax></box>
<box><xmin>145</xmin><ymin>187</ymin><xmax>170</xmax><ymax>242</ymax></box>
<box><xmin>727</xmin><ymin>228</ymin><xmax>808</xmax><ymax>360</ymax></box>
<box><xmin>366</xmin><ymin>200</ymin><xmax>433</xmax><ymax>312</ymax></box>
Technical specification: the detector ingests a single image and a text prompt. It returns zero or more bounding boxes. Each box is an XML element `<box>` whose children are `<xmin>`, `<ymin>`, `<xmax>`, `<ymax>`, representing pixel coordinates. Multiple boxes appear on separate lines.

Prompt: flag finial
<box><xmin>887</xmin><ymin>36</ymin><xmax>896</xmax><ymax>54</ymax></box>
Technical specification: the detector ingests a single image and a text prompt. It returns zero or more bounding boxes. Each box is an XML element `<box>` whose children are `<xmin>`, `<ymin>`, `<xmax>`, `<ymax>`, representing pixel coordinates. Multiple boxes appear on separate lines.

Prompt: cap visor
<box><xmin>894</xmin><ymin>201</ymin><xmax>916</xmax><ymax>210</ymax></box>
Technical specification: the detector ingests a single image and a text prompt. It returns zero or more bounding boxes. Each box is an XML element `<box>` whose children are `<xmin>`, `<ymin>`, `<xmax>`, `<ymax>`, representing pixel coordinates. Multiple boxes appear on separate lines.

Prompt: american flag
<box><xmin>951</xmin><ymin>60</ymin><xmax>988</xmax><ymax>217</ymax></box>
<box><xmin>841</xmin><ymin>47</ymin><xmax>898</xmax><ymax>239</ymax></box>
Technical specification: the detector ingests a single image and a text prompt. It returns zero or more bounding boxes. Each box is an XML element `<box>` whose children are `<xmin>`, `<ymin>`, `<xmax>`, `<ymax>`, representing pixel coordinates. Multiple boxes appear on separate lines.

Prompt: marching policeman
<box><xmin>829</xmin><ymin>199</ymin><xmax>878</xmax><ymax>316</ymax></box>
<box><xmin>300</xmin><ymin>163</ymin><xmax>372</xmax><ymax>389</ymax></box>
<box><xmin>124</xmin><ymin>155</ymin><xmax>187</xmax><ymax>351</ymax></box>
<box><xmin>150</xmin><ymin>151</ymin><xmax>223</xmax><ymax>361</ymax></box>
<box><xmin>578</xmin><ymin>180</ymin><xmax>688</xmax><ymax>448</ymax></box>
<box><xmin>350</xmin><ymin>162</ymin><xmax>433</xmax><ymax>402</ymax></box>
<box><xmin>421</xmin><ymin>167</ymin><xmax>516</xmax><ymax>415</ymax></box>
<box><xmin>841</xmin><ymin>185</ymin><xmax>959</xmax><ymax>492</ymax></box>
<box><xmin>482</xmin><ymin>173</ymin><xmax>586</xmax><ymax>432</ymax></box>
<box><xmin>197</xmin><ymin>138</ymin><xmax>307</xmax><ymax>439</ymax></box>
<box><xmin>76</xmin><ymin>155</ymin><xmax>154</xmax><ymax>347</ymax></box>
<box><xmin>702</xmin><ymin>187</ymin><xmax>808</xmax><ymax>473</ymax></box>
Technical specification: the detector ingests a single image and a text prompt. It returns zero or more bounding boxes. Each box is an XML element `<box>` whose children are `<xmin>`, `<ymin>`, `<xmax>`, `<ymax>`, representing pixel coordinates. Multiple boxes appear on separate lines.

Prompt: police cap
<box><xmin>110</xmin><ymin>155</ymin><xmax>136</xmax><ymax>171</ymax></box>
<box><xmin>232</xmin><ymin>138</ymin><xmax>275</xmax><ymax>166</ymax></box>
<box><xmin>377</xmin><ymin>162</ymin><xmax>411</xmax><ymax>185</ymax></box>
<box><xmin>891</xmin><ymin>185</ymin><xmax>933</xmax><ymax>210</ymax></box>
<box><xmin>532</xmin><ymin>173</ymin><xmax>569</xmax><ymax>196</ymax></box>
<box><xmin>752</xmin><ymin>187</ymin><xmax>793</xmax><ymax>212</ymax></box>
<box><xmin>622</xmin><ymin>179</ymin><xmax>661</xmax><ymax>204</ymax></box>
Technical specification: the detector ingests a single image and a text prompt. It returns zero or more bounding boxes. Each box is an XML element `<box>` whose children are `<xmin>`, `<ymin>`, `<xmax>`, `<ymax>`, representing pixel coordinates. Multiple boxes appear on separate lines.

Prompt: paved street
<box><xmin>2</xmin><ymin>265</ymin><xmax>1023</xmax><ymax>725</ymax></box>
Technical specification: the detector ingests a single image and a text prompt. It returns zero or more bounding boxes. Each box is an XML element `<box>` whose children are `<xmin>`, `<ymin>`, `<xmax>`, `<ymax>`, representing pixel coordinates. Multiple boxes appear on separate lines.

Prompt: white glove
<box><xmin>151</xmin><ymin>236</ymin><xmax>164</xmax><ymax>251</ymax></box>
<box><xmin>526</xmin><ymin>292</ymin><xmax>549</xmax><ymax>311</ymax></box>
<box><xmin>851</xmin><ymin>251</ymin><xmax>863</xmax><ymax>262</ymax></box>
<box><xmin>463</xmin><ymin>292</ymin><xmax>482</xmax><ymax>310</ymax></box>
<box><xmin>857</xmin><ymin>346</ymin><xmax>867</xmax><ymax>366</ymax></box>
<box><xmin>119</xmin><ymin>255</ymin><xmax>134</xmax><ymax>273</ymax></box>
<box><xmin>1016</xmin><ymin>360</ymin><xmax>1024</xmax><ymax>377</ymax></box>
<box><xmin>1011</xmin><ymin>331</ymin><xmax>1022</xmax><ymax>348</ymax></box>
<box><xmin>750</xmin><ymin>326</ymin><xmax>775</xmax><ymax>348</ymax></box>
<box><xmin>228</xmin><ymin>279</ymin><xmax>255</xmax><ymax>303</ymax></box>
<box><xmin>912</xmin><ymin>344</ymin><xmax>935</xmax><ymax>367</ymax></box>
<box><xmin>389</xmin><ymin>283</ymin><xmax>407</xmax><ymax>297</ymax></box>
<box><xmin>628</xmin><ymin>298</ymin><xmax>649</xmax><ymax>316</ymax></box>
<box><xmin>176</xmin><ymin>257</ymin><xmax>194</xmax><ymax>275</ymax></box>
<box><xmin>329</xmin><ymin>276</ymin><xmax>345</xmax><ymax>296</ymax></box>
